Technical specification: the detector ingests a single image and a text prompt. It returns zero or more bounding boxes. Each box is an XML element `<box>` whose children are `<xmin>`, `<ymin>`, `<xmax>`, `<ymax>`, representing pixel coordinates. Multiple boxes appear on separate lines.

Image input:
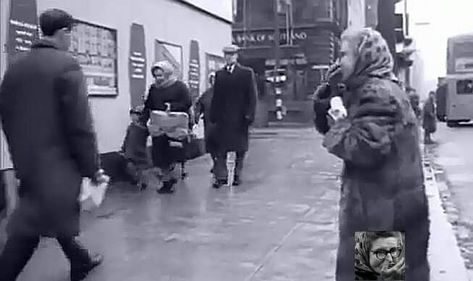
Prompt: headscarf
<box><xmin>354</xmin><ymin>232</ymin><xmax>404</xmax><ymax>279</ymax></box>
<box><xmin>151</xmin><ymin>61</ymin><xmax>178</xmax><ymax>89</ymax></box>
<box><xmin>341</xmin><ymin>28</ymin><xmax>398</xmax><ymax>83</ymax></box>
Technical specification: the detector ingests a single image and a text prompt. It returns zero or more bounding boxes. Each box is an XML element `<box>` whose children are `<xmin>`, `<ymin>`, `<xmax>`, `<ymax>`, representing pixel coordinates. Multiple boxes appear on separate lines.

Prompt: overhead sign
<box><xmin>233</xmin><ymin>30</ymin><xmax>309</xmax><ymax>46</ymax></box>
<box><xmin>6</xmin><ymin>0</ymin><xmax>39</xmax><ymax>65</ymax></box>
<box><xmin>188</xmin><ymin>40</ymin><xmax>200</xmax><ymax>101</ymax></box>
<box><xmin>129</xmin><ymin>23</ymin><xmax>147</xmax><ymax>107</ymax></box>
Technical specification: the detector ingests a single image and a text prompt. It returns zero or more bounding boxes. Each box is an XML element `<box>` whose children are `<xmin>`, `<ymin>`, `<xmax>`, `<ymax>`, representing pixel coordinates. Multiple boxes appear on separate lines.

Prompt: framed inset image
<box><xmin>354</xmin><ymin>231</ymin><xmax>405</xmax><ymax>280</ymax></box>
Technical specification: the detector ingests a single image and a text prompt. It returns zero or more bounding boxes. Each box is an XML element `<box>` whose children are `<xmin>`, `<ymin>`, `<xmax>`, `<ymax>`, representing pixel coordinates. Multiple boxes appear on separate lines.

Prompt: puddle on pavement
<box><xmin>436</xmin><ymin>156</ymin><xmax>466</xmax><ymax>166</ymax></box>
<box><xmin>447</xmin><ymin>173</ymin><xmax>473</xmax><ymax>183</ymax></box>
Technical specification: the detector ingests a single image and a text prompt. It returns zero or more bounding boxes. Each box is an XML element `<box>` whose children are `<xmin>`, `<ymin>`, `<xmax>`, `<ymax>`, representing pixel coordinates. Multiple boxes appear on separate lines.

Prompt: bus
<box><xmin>441</xmin><ymin>33</ymin><xmax>473</xmax><ymax>126</ymax></box>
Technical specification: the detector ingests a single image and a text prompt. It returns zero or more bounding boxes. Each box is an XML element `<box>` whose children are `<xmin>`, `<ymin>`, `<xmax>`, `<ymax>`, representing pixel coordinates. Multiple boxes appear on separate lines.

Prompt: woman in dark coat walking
<box><xmin>140</xmin><ymin>61</ymin><xmax>192</xmax><ymax>194</ymax></box>
<box><xmin>422</xmin><ymin>91</ymin><xmax>437</xmax><ymax>144</ymax></box>
<box><xmin>313</xmin><ymin>28</ymin><xmax>430</xmax><ymax>281</ymax></box>
<box><xmin>194</xmin><ymin>72</ymin><xmax>218</xmax><ymax>173</ymax></box>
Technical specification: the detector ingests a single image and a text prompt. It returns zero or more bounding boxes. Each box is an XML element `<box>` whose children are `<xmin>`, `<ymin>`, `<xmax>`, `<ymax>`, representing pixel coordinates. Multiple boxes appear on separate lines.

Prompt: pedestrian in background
<box><xmin>0</xmin><ymin>9</ymin><xmax>106</xmax><ymax>281</ymax></box>
<box><xmin>313</xmin><ymin>27</ymin><xmax>430</xmax><ymax>281</ymax></box>
<box><xmin>194</xmin><ymin>72</ymin><xmax>218</xmax><ymax>175</ymax></box>
<box><xmin>140</xmin><ymin>61</ymin><xmax>192</xmax><ymax>194</ymax></box>
<box><xmin>422</xmin><ymin>91</ymin><xmax>437</xmax><ymax>144</ymax></box>
<box><xmin>210</xmin><ymin>45</ymin><xmax>257</xmax><ymax>188</ymax></box>
<box><xmin>407</xmin><ymin>87</ymin><xmax>421</xmax><ymax>121</ymax></box>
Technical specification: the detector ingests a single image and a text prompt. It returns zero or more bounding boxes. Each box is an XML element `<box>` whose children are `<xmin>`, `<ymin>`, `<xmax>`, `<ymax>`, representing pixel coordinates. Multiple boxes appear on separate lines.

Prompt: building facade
<box><xmin>0</xmin><ymin>0</ymin><xmax>233</xmax><ymax>169</ymax></box>
<box><xmin>232</xmin><ymin>0</ymin><xmax>347</xmax><ymax>126</ymax></box>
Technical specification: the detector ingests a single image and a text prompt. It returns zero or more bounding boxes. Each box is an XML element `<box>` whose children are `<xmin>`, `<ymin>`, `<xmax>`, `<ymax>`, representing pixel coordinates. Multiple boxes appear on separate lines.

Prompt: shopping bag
<box><xmin>80</xmin><ymin>178</ymin><xmax>109</xmax><ymax>211</ymax></box>
<box><xmin>148</xmin><ymin>110</ymin><xmax>189</xmax><ymax>140</ymax></box>
<box><xmin>192</xmin><ymin>117</ymin><xmax>205</xmax><ymax>139</ymax></box>
<box><xmin>185</xmin><ymin>134</ymin><xmax>206</xmax><ymax>160</ymax></box>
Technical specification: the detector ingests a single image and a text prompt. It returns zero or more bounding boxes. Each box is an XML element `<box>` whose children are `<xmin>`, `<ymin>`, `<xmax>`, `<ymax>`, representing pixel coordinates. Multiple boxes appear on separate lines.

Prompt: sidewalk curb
<box><xmin>424</xmin><ymin>159</ymin><xmax>470</xmax><ymax>281</ymax></box>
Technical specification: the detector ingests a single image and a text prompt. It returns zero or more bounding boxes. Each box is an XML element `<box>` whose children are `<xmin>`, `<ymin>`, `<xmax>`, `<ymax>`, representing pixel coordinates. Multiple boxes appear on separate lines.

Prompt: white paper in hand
<box><xmin>80</xmin><ymin>177</ymin><xmax>109</xmax><ymax>211</ymax></box>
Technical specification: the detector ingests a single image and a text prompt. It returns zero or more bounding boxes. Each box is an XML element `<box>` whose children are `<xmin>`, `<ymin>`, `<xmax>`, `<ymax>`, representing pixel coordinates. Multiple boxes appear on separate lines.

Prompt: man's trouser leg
<box><xmin>57</xmin><ymin>236</ymin><xmax>93</xmax><ymax>269</ymax></box>
<box><xmin>214</xmin><ymin>152</ymin><xmax>228</xmax><ymax>181</ymax></box>
<box><xmin>234</xmin><ymin>151</ymin><xmax>246</xmax><ymax>179</ymax></box>
<box><xmin>0</xmin><ymin>235</ymin><xmax>40</xmax><ymax>281</ymax></box>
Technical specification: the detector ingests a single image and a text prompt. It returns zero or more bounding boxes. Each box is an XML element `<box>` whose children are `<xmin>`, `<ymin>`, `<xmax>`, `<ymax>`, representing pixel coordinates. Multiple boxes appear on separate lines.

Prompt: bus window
<box><xmin>456</xmin><ymin>79</ymin><xmax>473</xmax><ymax>95</ymax></box>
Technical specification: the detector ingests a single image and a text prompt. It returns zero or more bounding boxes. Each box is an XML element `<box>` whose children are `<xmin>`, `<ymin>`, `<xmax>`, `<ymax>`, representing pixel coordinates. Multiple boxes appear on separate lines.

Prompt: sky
<box><xmin>406</xmin><ymin>0</ymin><xmax>473</xmax><ymax>95</ymax></box>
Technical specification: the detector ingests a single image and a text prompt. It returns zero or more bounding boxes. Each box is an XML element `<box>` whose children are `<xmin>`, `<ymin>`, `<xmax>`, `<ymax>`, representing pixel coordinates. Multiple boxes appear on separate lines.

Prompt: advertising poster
<box><xmin>69</xmin><ymin>20</ymin><xmax>118</xmax><ymax>96</ymax></box>
<box><xmin>129</xmin><ymin>23</ymin><xmax>147</xmax><ymax>108</ymax></box>
<box><xmin>155</xmin><ymin>40</ymin><xmax>183</xmax><ymax>80</ymax></box>
<box><xmin>3</xmin><ymin>0</ymin><xmax>39</xmax><ymax>169</ymax></box>
<box><xmin>205</xmin><ymin>53</ymin><xmax>225</xmax><ymax>89</ymax></box>
<box><xmin>187</xmin><ymin>40</ymin><xmax>200</xmax><ymax>101</ymax></box>
<box><xmin>6</xmin><ymin>0</ymin><xmax>39</xmax><ymax>65</ymax></box>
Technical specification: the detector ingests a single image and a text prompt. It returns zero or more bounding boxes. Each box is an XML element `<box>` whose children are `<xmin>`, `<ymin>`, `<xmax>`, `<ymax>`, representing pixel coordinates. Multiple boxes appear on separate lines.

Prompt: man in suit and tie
<box><xmin>210</xmin><ymin>45</ymin><xmax>258</xmax><ymax>188</ymax></box>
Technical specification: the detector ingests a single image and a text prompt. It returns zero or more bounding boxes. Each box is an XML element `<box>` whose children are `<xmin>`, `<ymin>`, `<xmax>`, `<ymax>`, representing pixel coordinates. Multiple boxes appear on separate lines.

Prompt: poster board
<box><xmin>69</xmin><ymin>20</ymin><xmax>118</xmax><ymax>96</ymax></box>
<box><xmin>129</xmin><ymin>23</ymin><xmax>147</xmax><ymax>108</ymax></box>
<box><xmin>1</xmin><ymin>0</ymin><xmax>39</xmax><ymax>170</ymax></box>
<box><xmin>155</xmin><ymin>40</ymin><xmax>183</xmax><ymax>80</ymax></box>
<box><xmin>205</xmin><ymin>53</ymin><xmax>225</xmax><ymax>89</ymax></box>
<box><xmin>188</xmin><ymin>40</ymin><xmax>200</xmax><ymax>101</ymax></box>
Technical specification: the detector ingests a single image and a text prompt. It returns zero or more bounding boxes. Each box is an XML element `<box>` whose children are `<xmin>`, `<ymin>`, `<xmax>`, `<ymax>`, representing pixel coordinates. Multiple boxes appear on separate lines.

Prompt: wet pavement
<box><xmin>15</xmin><ymin>128</ymin><xmax>343</xmax><ymax>281</ymax></box>
<box><xmin>424</xmin><ymin>122</ymin><xmax>473</xmax><ymax>279</ymax></box>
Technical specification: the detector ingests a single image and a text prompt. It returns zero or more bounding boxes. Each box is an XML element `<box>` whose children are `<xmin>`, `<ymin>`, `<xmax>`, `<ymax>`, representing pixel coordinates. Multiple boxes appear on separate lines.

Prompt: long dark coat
<box><xmin>313</xmin><ymin>76</ymin><xmax>430</xmax><ymax>281</ymax></box>
<box><xmin>0</xmin><ymin>40</ymin><xmax>100</xmax><ymax>237</ymax></box>
<box><xmin>140</xmin><ymin>81</ymin><xmax>192</xmax><ymax>168</ymax></box>
<box><xmin>422</xmin><ymin>97</ymin><xmax>437</xmax><ymax>133</ymax></box>
<box><xmin>194</xmin><ymin>87</ymin><xmax>218</xmax><ymax>155</ymax></box>
<box><xmin>210</xmin><ymin>64</ymin><xmax>257</xmax><ymax>152</ymax></box>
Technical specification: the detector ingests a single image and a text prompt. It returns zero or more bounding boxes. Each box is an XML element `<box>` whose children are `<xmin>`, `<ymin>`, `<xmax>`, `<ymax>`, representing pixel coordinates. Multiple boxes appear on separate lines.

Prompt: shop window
<box><xmin>293</xmin><ymin>0</ymin><xmax>333</xmax><ymax>24</ymax></box>
<box><xmin>247</xmin><ymin>0</ymin><xmax>275</xmax><ymax>28</ymax></box>
<box><xmin>69</xmin><ymin>20</ymin><xmax>118</xmax><ymax>96</ymax></box>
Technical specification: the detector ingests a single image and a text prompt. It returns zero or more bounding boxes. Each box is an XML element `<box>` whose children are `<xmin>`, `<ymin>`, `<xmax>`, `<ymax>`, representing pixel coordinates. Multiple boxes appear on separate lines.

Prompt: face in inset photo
<box><xmin>354</xmin><ymin>231</ymin><xmax>405</xmax><ymax>280</ymax></box>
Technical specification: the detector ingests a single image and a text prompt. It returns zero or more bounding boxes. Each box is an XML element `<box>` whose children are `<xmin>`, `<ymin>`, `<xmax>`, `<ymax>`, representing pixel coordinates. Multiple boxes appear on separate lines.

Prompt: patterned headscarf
<box><xmin>151</xmin><ymin>60</ymin><xmax>178</xmax><ymax>89</ymax></box>
<box><xmin>354</xmin><ymin>232</ymin><xmax>405</xmax><ymax>278</ymax></box>
<box><xmin>341</xmin><ymin>28</ymin><xmax>397</xmax><ymax>82</ymax></box>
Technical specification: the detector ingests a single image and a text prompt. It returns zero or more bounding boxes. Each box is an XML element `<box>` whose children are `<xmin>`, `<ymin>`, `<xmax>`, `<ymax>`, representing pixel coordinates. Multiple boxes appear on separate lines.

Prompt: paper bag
<box><xmin>148</xmin><ymin>110</ymin><xmax>189</xmax><ymax>139</ymax></box>
<box><xmin>192</xmin><ymin>118</ymin><xmax>205</xmax><ymax>140</ymax></box>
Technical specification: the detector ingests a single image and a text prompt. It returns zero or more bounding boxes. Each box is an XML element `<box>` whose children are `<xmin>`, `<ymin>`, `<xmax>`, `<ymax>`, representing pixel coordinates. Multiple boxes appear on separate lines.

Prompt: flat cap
<box><xmin>39</xmin><ymin>9</ymin><xmax>76</xmax><ymax>36</ymax></box>
<box><xmin>223</xmin><ymin>44</ymin><xmax>240</xmax><ymax>54</ymax></box>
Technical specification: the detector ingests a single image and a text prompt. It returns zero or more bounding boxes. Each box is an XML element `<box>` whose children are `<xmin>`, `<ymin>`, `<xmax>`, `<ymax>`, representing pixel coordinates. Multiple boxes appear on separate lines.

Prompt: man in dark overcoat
<box><xmin>210</xmin><ymin>45</ymin><xmax>257</xmax><ymax>188</ymax></box>
<box><xmin>0</xmin><ymin>9</ymin><xmax>105</xmax><ymax>281</ymax></box>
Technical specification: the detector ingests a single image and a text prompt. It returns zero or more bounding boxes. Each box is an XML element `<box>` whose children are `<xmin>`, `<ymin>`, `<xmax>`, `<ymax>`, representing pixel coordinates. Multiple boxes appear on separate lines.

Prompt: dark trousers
<box><xmin>0</xmin><ymin>235</ymin><xmax>91</xmax><ymax>281</ymax></box>
<box><xmin>214</xmin><ymin>151</ymin><xmax>245</xmax><ymax>181</ymax></box>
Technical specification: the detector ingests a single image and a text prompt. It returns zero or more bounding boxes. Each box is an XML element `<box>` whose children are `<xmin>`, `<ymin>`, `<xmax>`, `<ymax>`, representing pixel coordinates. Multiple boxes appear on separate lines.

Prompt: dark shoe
<box><xmin>158</xmin><ymin>179</ymin><xmax>177</xmax><ymax>194</ymax></box>
<box><xmin>424</xmin><ymin>139</ymin><xmax>435</xmax><ymax>145</ymax></box>
<box><xmin>233</xmin><ymin>175</ymin><xmax>241</xmax><ymax>186</ymax></box>
<box><xmin>212</xmin><ymin>179</ymin><xmax>227</xmax><ymax>189</ymax></box>
<box><xmin>71</xmin><ymin>253</ymin><xmax>103</xmax><ymax>281</ymax></box>
<box><xmin>139</xmin><ymin>182</ymin><xmax>147</xmax><ymax>191</ymax></box>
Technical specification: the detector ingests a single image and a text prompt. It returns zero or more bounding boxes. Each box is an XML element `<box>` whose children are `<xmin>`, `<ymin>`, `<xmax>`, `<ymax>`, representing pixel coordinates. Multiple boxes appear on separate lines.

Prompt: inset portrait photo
<box><xmin>354</xmin><ymin>231</ymin><xmax>405</xmax><ymax>280</ymax></box>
